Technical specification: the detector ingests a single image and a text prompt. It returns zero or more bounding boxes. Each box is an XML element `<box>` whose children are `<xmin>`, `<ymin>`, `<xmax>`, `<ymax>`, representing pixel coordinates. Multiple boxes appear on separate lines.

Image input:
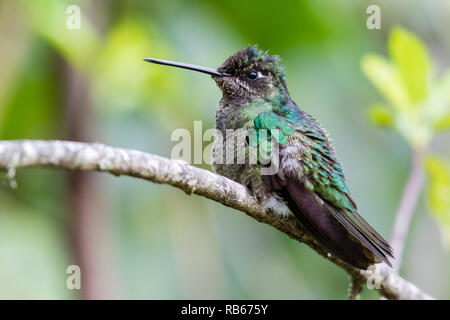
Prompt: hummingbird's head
<box><xmin>143</xmin><ymin>45</ymin><xmax>288</xmax><ymax>102</ymax></box>
<box><xmin>213</xmin><ymin>45</ymin><xmax>287</xmax><ymax>101</ymax></box>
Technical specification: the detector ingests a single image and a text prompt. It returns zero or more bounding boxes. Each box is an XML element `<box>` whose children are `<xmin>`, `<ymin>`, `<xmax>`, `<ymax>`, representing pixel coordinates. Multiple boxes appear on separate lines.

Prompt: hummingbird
<box><xmin>144</xmin><ymin>46</ymin><xmax>394</xmax><ymax>269</ymax></box>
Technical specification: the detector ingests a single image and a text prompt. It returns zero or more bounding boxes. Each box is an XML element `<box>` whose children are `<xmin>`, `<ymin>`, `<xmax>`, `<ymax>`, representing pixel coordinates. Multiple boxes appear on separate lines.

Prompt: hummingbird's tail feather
<box><xmin>276</xmin><ymin>177</ymin><xmax>394</xmax><ymax>269</ymax></box>
<box><xmin>321</xmin><ymin>201</ymin><xmax>394</xmax><ymax>267</ymax></box>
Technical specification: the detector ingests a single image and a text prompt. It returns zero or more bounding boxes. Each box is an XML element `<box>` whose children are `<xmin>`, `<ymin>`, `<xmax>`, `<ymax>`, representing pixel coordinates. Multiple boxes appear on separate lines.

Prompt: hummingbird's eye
<box><xmin>247</xmin><ymin>70</ymin><xmax>258</xmax><ymax>80</ymax></box>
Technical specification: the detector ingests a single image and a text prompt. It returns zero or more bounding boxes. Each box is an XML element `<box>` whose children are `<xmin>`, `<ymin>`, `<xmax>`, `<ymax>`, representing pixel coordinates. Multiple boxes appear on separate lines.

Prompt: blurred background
<box><xmin>0</xmin><ymin>0</ymin><xmax>449</xmax><ymax>299</ymax></box>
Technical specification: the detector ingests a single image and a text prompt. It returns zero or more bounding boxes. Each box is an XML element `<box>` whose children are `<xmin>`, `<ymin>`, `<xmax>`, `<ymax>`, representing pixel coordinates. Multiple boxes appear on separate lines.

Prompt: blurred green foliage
<box><xmin>362</xmin><ymin>27</ymin><xmax>450</xmax><ymax>249</ymax></box>
<box><xmin>362</xmin><ymin>27</ymin><xmax>450</xmax><ymax>147</ymax></box>
<box><xmin>0</xmin><ymin>0</ymin><xmax>449</xmax><ymax>299</ymax></box>
<box><xmin>426</xmin><ymin>156</ymin><xmax>450</xmax><ymax>249</ymax></box>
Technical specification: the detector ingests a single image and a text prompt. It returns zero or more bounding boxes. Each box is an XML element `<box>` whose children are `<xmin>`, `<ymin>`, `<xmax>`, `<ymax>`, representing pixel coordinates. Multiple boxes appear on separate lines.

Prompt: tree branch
<box><xmin>347</xmin><ymin>275</ymin><xmax>363</xmax><ymax>300</ymax></box>
<box><xmin>0</xmin><ymin>140</ymin><xmax>434</xmax><ymax>300</ymax></box>
<box><xmin>390</xmin><ymin>148</ymin><xmax>425</xmax><ymax>270</ymax></box>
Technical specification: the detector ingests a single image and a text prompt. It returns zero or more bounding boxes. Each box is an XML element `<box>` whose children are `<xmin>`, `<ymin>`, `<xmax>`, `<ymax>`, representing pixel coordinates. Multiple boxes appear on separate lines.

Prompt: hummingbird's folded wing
<box><xmin>264</xmin><ymin>173</ymin><xmax>393</xmax><ymax>269</ymax></box>
<box><xmin>254</xmin><ymin>102</ymin><xmax>394</xmax><ymax>269</ymax></box>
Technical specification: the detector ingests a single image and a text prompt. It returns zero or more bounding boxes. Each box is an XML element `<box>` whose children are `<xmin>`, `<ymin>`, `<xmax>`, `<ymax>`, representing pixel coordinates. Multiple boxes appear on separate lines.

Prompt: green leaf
<box><xmin>24</xmin><ymin>0</ymin><xmax>100</xmax><ymax>72</ymax></box>
<box><xmin>435</xmin><ymin>113</ymin><xmax>450</xmax><ymax>132</ymax></box>
<box><xmin>424</xmin><ymin>71</ymin><xmax>450</xmax><ymax>130</ymax></box>
<box><xmin>389</xmin><ymin>27</ymin><xmax>432</xmax><ymax>104</ymax></box>
<box><xmin>425</xmin><ymin>156</ymin><xmax>450</xmax><ymax>249</ymax></box>
<box><xmin>361</xmin><ymin>54</ymin><xmax>410</xmax><ymax>110</ymax></box>
<box><xmin>368</xmin><ymin>103</ymin><xmax>394</xmax><ymax>127</ymax></box>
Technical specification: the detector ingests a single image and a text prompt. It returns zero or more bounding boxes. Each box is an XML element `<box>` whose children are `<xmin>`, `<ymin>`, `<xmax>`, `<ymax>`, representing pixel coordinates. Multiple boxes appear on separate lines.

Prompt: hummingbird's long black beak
<box><xmin>143</xmin><ymin>58</ymin><xmax>226</xmax><ymax>76</ymax></box>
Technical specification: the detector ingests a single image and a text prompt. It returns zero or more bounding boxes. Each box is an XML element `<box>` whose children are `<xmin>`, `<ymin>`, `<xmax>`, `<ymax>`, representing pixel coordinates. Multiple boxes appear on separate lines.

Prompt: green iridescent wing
<box><xmin>249</xmin><ymin>99</ymin><xmax>355</xmax><ymax>212</ymax></box>
<box><xmin>251</xmin><ymin>100</ymin><xmax>393</xmax><ymax>267</ymax></box>
<box><xmin>291</xmin><ymin>113</ymin><xmax>393</xmax><ymax>262</ymax></box>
